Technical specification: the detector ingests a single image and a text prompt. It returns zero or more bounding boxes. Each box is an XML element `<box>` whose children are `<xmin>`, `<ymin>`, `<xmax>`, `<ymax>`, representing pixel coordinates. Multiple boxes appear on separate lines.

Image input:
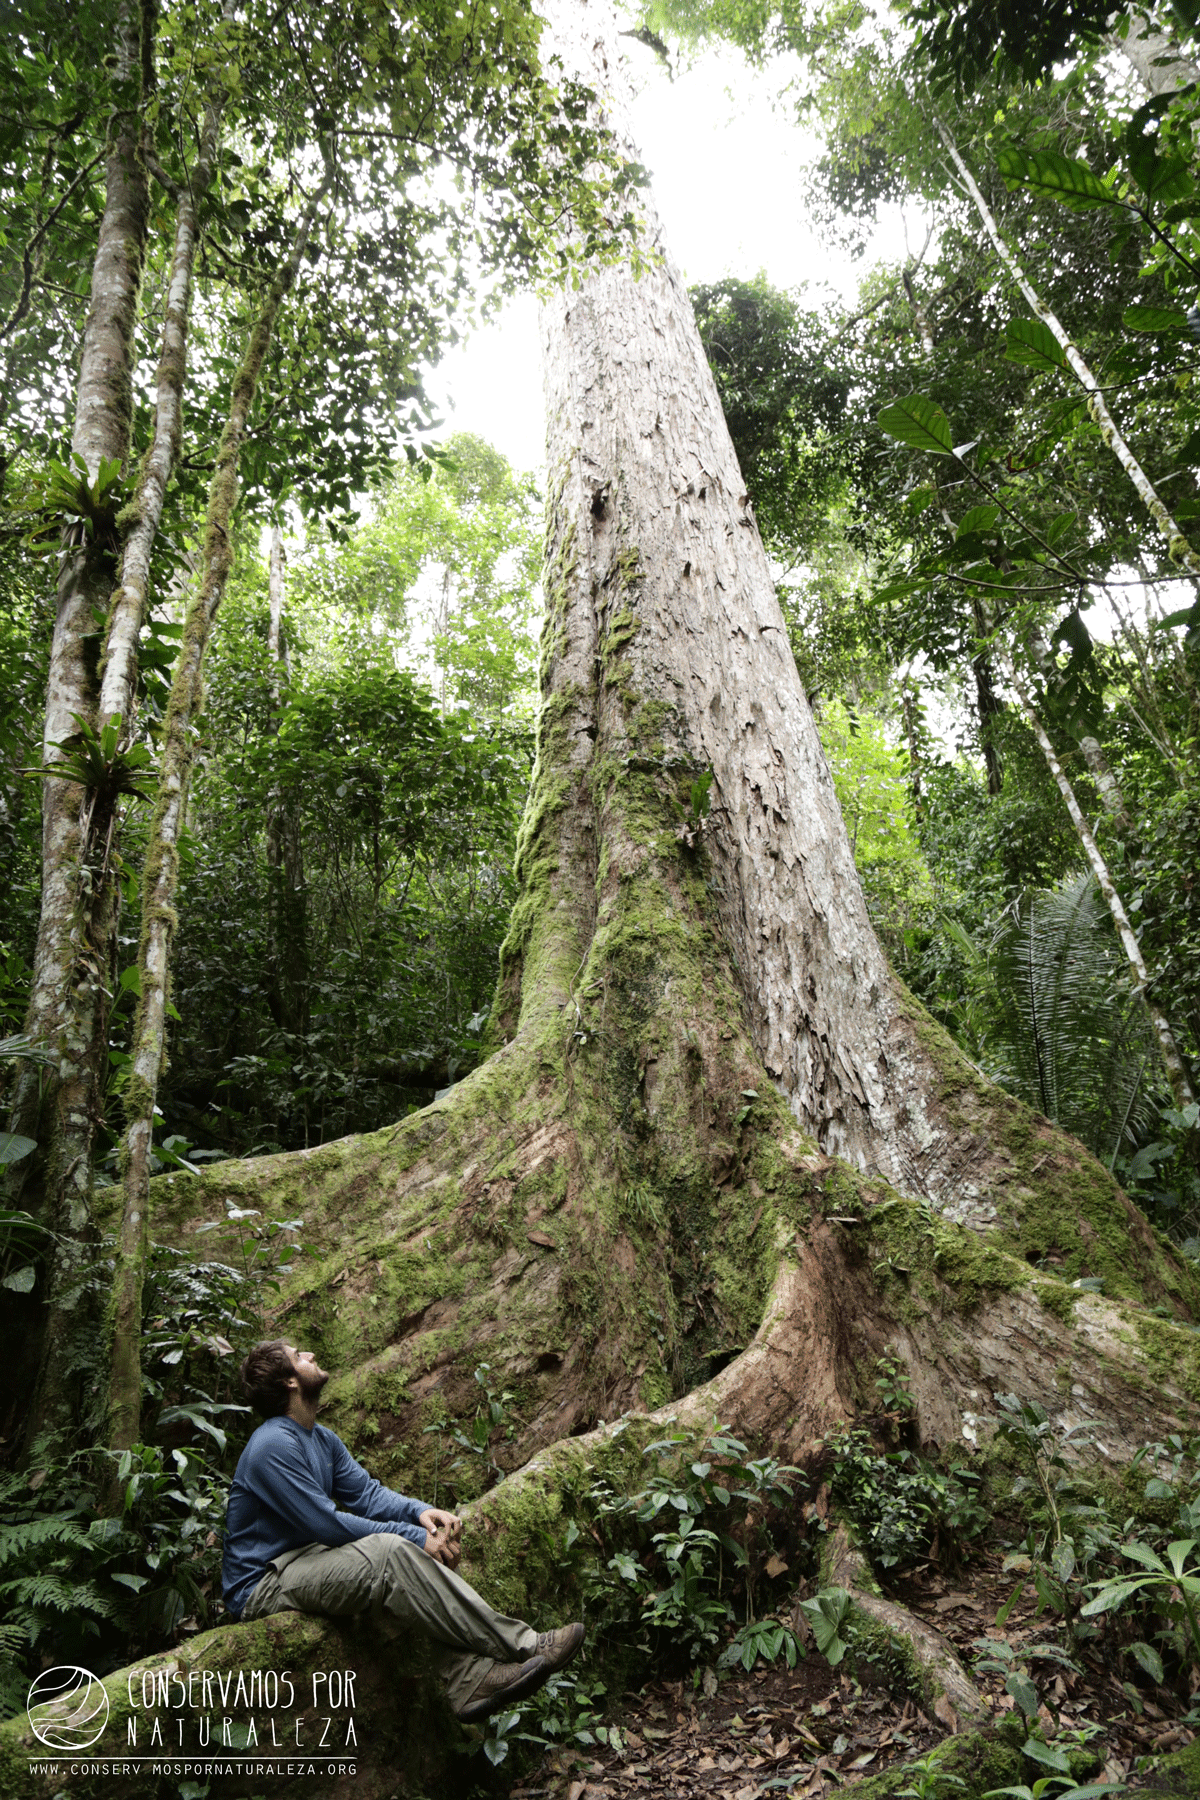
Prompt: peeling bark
<box><xmin>527</xmin><ymin>3</ymin><xmax>1080</xmax><ymax>1214</ymax></box>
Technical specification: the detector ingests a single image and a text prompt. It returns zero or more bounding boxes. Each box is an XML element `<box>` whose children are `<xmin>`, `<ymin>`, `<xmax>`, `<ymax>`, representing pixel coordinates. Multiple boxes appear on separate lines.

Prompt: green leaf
<box><xmin>1022</xmin><ymin>1738</ymin><xmax>1070</xmax><ymax>1773</ymax></box>
<box><xmin>1127</xmin><ymin>139</ymin><xmax>1194</xmax><ymax>206</ymax></box>
<box><xmin>1051</xmin><ymin>1788</ymin><xmax>1133</xmax><ymax>1800</ymax></box>
<box><xmin>1050</xmin><ymin>1539</ymin><xmax>1075</xmax><ymax>1582</ymax></box>
<box><xmin>1124</xmin><ymin>305</ymin><xmax>1189</xmax><ymax>333</ymax></box>
<box><xmin>0</xmin><ymin>1132</ymin><xmax>36</xmax><ymax>1165</ymax></box>
<box><xmin>1005</xmin><ymin>318</ymin><xmax>1067</xmax><ymax>372</ymax></box>
<box><xmin>1124</xmin><ymin>1540</ymin><xmax>1169</xmax><ymax>1572</ymax></box>
<box><xmin>996</xmin><ymin>146</ymin><xmax>1117</xmax><ymax>211</ymax></box>
<box><xmin>995</xmin><ymin>1578</ymin><xmax>1026</xmax><ymax>1627</ymax></box>
<box><xmin>878</xmin><ymin>396</ymin><xmax>954</xmax><ymax>455</ymax></box>
<box><xmin>1080</xmin><ymin>1577</ymin><xmax>1154</xmax><ymax>1616</ymax></box>
<box><xmin>874</xmin><ymin>578</ymin><xmax>931</xmax><ymax>605</ymax></box>
<box><xmin>798</xmin><ymin>1587</ymin><xmax>851</xmax><ymax>1665</ymax></box>
<box><xmin>1005</xmin><ymin>1670</ymin><xmax>1039</xmax><ymax>1717</ymax></box>
<box><xmin>1130</xmin><ymin>1640</ymin><xmax>1164</xmax><ymax>1683</ymax></box>
<box><xmin>957</xmin><ymin>505</ymin><xmax>1000</xmax><ymax>537</ymax></box>
<box><xmin>1166</xmin><ymin>1539</ymin><xmax>1200</xmax><ymax>1580</ymax></box>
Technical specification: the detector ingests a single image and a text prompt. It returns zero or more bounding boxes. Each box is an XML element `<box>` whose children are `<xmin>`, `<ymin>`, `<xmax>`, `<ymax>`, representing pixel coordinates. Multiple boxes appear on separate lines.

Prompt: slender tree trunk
<box><xmin>8</xmin><ymin>0</ymin><xmax>153</xmax><ymax>1452</ymax></box>
<box><xmin>1025</xmin><ymin>627</ymin><xmax>1134</xmax><ymax>830</ymax></box>
<box><xmin>972</xmin><ymin>647</ymin><xmax>1005</xmax><ymax>796</ymax></box>
<box><xmin>942</xmin><ymin>514</ymin><xmax>1006</xmax><ymax>796</ymax></box>
<box><xmin>932</xmin><ymin>113</ymin><xmax>1200</xmax><ymax>583</ymax></box>
<box><xmin>103</xmin><ymin>182</ymin><xmax>330</xmax><ymax>1473</ymax></box>
<box><xmin>899</xmin><ymin>679</ymin><xmax>923</xmax><ymax>817</ymax></box>
<box><xmin>268</xmin><ymin>526</ymin><xmax>288</xmax><ymax>699</ymax></box>
<box><xmin>97</xmin><ymin>10</ymin><xmax>232</xmax><ymax>734</ymax></box>
<box><xmin>265</xmin><ymin>526</ymin><xmax>308</xmax><ymax>1037</ymax></box>
<box><xmin>437</xmin><ymin>561</ymin><xmax>453</xmax><ymax>718</ymax></box>
<box><xmin>1008</xmin><ymin>663</ymin><xmax>1195</xmax><ymax>1109</ymax></box>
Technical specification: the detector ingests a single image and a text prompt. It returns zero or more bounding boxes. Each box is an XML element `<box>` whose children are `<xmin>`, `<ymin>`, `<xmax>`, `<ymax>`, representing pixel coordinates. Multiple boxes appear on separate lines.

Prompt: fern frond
<box><xmin>989</xmin><ymin>873</ymin><xmax>1155</xmax><ymax>1156</ymax></box>
<box><xmin>0</xmin><ymin>1573</ymin><xmax>114</xmax><ymax>1619</ymax></box>
<box><xmin>0</xmin><ymin>1514</ymin><xmax>92</xmax><ymax>1566</ymax></box>
<box><xmin>0</xmin><ymin>1619</ymin><xmax>32</xmax><ymax>1656</ymax></box>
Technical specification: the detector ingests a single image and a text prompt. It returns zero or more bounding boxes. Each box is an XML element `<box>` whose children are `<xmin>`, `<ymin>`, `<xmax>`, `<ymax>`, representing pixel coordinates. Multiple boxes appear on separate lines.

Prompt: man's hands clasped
<box><xmin>418</xmin><ymin>1507</ymin><xmax>463</xmax><ymax>1569</ymax></box>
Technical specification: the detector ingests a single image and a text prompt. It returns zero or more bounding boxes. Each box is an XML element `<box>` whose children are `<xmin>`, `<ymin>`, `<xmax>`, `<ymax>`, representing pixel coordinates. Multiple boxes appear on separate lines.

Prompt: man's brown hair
<box><xmin>240</xmin><ymin>1340</ymin><xmax>295</xmax><ymax>1418</ymax></box>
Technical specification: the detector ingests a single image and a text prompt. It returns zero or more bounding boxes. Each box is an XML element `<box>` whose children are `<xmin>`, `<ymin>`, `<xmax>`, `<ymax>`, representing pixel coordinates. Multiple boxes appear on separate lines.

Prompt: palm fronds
<box><xmin>988</xmin><ymin>874</ymin><xmax>1157</xmax><ymax>1162</ymax></box>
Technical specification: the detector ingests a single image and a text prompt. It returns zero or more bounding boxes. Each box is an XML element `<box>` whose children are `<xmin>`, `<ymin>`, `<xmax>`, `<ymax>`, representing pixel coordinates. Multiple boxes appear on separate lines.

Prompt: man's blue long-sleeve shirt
<box><xmin>222</xmin><ymin>1414</ymin><xmax>428</xmax><ymax>1618</ymax></box>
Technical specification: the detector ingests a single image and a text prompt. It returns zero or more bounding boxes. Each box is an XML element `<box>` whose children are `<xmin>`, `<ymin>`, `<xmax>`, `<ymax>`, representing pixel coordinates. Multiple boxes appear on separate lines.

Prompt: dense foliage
<box><xmin>155</xmin><ymin>442</ymin><xmax>538</xmax><ymax>1155</ymax></box>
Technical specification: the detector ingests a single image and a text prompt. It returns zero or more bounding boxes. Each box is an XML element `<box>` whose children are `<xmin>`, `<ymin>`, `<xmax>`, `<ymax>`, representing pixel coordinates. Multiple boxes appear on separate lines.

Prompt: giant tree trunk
<box><xmin>130</xmin><ymin>1</ymin><xmax>1200</xmax><ymax>1750</ymax></box>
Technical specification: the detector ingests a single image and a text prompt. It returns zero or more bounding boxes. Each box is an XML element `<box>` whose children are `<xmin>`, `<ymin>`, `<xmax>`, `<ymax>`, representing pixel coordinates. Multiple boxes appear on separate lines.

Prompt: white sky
<box><xmin>425</xmin><ymin>46</ymin><xmax>914</xmax><ymax>476</ymax></box>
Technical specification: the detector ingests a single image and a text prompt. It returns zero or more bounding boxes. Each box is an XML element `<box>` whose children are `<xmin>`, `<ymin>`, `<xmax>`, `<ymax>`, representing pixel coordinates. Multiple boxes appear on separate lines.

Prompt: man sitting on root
<box><xmin>222</xmin><ymin>1340</ymin><xmax>584</xmax><ymax>1722</ymax></box>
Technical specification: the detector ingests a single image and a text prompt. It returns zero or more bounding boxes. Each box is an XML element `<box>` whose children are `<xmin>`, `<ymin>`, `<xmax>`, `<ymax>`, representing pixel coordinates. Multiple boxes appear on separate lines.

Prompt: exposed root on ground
<box><xmin>823</xmin><ymin>1521</ymin><xmax>985</xmax><ymax>1728</ymax></box>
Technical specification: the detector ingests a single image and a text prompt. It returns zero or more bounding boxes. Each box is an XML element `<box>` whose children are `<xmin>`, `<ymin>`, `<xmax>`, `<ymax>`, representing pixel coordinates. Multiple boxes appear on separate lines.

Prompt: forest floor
<box><xmin>503</xmin><ymin>1552</ymin><xmax>1196</xmax><ymax>1800</ymax></box>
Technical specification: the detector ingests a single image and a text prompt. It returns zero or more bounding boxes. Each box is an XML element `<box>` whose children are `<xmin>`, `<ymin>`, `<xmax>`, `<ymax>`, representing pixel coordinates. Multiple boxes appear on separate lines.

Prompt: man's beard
<box><xmin>296</xmin><ymin>1365</ymin><xmax>329</xmax><ymax>1402</ymax></box>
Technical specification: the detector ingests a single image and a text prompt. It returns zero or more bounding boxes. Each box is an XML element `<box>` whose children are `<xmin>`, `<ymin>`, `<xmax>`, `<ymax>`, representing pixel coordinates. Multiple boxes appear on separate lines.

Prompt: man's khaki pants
<box><xmin>242</xmin><ymin>1533</ymin><xmax>537</xmax><ymax>1711</ymax></box>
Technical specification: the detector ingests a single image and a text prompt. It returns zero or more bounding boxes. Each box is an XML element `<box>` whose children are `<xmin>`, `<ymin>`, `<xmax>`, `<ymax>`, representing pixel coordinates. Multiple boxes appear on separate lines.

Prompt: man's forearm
<box><xmin>330</xmin><ymin>1437</ymin><xmax>428</xmax><ymax>1531</ymax></box>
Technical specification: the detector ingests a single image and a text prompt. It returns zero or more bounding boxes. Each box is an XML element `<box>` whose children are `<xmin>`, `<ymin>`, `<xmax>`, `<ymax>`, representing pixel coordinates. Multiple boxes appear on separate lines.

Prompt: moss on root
<box><xmin>1141</xmin><ymin>1737</ymin><xmax>1200</xmax><ymax>1796</ymax></box>
<box><xmin>137</xmin><ymin>495</ymin><xmax>1200</xmax><ymax>1500</ymax></box>
<box><xmin>846</xmin><ymin>1730</ymin><xmax>1023</xmax><ymax>1800</ymax></box>
<box><xmin>892</xmin><ymin>983</ymin><xmax>1200</xmax><ymax>1317</ymax></box>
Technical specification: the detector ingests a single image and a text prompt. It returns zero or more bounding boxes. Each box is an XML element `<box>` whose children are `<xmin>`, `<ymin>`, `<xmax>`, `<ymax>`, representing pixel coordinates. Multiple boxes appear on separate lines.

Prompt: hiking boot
<box><xmin>532</xmin><ymin>1621</ymin><xmax>585</xmax><ymax>1672</ymax></box>
<box><xmin>455</xmin><ymin>1654</ymin><xmax>549</xmax><ymax>1723</ymax></box>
